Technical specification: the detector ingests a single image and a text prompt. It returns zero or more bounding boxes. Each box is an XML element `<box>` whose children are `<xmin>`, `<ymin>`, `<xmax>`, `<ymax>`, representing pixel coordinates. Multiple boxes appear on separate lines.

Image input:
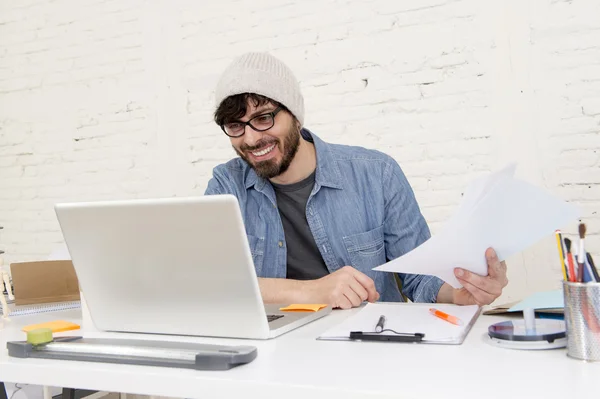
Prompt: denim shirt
<box><xmin>204</xmin><ymin>129</ymin><xmax>445</xmax><ymax>303</ymax></box>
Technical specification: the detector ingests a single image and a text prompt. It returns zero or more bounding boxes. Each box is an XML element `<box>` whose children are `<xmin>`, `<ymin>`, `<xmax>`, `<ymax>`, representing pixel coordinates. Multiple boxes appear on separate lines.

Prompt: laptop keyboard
<box><xmin>267</xmin><ymin>315</ymin><xmax>284</xmax><ymax>323</ymax></box>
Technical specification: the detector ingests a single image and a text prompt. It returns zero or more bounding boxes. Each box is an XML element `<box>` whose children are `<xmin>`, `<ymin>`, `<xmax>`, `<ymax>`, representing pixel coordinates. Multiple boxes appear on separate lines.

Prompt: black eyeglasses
<box><xmin>221</xmin><ymin>107</ymin><xmax>283</xmax><ymax>137</ymax></box>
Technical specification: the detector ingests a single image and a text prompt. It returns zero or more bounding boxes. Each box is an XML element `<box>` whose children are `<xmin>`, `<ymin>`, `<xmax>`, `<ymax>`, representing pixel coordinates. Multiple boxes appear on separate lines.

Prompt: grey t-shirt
<box><xmin>271</xmin><ymin>171</ymin><xmax>330</xmax><ymax>280</ymax></box>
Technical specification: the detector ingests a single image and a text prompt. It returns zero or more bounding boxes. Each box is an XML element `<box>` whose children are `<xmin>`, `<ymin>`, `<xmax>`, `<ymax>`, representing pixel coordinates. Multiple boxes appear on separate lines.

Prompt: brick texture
<box><xmin>1</xmin><ymin>0</ymin><xmax>599</xmax><ymax>303</ymax></box>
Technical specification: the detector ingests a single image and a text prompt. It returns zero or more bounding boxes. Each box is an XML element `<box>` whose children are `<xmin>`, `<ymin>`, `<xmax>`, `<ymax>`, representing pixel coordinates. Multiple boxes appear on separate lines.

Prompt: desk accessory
<box><xmin>349</xmin><ymin>331</ymin><xmax>424</xmax><ymax>343</ymax></box>
<box><xmin>318</xmin><ymin>302</ymin><xmax>480</xmax><ymax>344</ymax></box>
<box><xmin>429</xmin><ymin>308</ymin><xmax>463</xmax><ymax>326</ymax></box>
<box><xmin>487</xmin><ymin>307</ymin><xmax>567</xmax><ymax>350</ymax></box>
<box><xmin>279</xmin><ymin>304</ymin><xmax>327</xmax><ymax>312</ymax></box>
<box><xmin>562</xmin><ymin>280</ymin><xmax>600</xmax><ymax>361</ymax></box>
<box><xmin>7</xmin><ymin>329</ymin><xmax>258</xmax><ymax>370</ymax></box>
<box><xmin>22</xmin><ymin>320</ymin><xmax>80</xmax><ymax>333</ymax></box>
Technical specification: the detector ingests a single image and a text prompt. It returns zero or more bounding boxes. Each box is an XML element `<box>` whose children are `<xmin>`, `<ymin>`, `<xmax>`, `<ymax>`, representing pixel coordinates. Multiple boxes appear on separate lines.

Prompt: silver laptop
<box><xmin>54</xmin><ymin>195</ymin><xmax>331</xmax><ymax>339</ymax></box>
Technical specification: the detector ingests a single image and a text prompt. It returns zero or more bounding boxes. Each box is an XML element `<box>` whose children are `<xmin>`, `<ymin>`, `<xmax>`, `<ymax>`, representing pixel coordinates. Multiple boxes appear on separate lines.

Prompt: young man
<box><xmin>205</xmin><ymin>52</ymin><xmax>508</xmax><ymax>309</ymax></box>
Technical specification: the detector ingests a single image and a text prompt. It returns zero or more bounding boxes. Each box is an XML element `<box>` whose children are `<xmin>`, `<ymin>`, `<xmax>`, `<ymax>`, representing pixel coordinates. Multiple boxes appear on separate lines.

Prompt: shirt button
<box><xmin>278</xmin><ymin>241</ymin><xmax>283</xmax><ymax>247</ymax></box>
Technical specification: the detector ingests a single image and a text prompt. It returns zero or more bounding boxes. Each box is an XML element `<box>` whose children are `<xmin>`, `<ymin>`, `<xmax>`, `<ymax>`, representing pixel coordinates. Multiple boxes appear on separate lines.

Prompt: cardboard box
<box><xmin>10</xmin><ymin>260</ymin><xmax>80</xmax><ymax>305</ymax></box>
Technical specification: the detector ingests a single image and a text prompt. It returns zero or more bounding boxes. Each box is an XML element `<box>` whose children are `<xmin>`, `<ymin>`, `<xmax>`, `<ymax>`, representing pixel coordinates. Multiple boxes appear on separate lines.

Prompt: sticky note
<box><xmin>279</xmin><ymin>304</ymin><xmax>327</xmax><ymax>312</ymax></box>
<box><xmin>22</xmin><ymin>320</ymin><xmax>80</xmax><ymax>333</ymax></box>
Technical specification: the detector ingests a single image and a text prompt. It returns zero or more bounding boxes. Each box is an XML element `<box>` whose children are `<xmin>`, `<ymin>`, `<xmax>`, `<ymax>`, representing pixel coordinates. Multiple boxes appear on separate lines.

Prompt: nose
<box><xmin>242</xmin><ymin>125</ymin><xmax>263</xmax><ymax>148</ymax></box>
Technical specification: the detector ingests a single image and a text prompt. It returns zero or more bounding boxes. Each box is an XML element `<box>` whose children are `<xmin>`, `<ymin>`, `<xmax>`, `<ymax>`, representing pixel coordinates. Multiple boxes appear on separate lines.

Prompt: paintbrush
<box><xmin>564</xmin><ymin>238</ymin><xmax>577</xmax><ymax>282</ymax></box>
<box><xmin>578</xmin><ymin>223</ymin><xmax>586</xmax><ymax>282</ymax></box>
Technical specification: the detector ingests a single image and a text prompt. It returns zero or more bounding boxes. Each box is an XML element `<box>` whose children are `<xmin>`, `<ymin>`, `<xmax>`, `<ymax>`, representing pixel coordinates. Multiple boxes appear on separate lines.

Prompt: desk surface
<box><xmin>1</xmin><ymin>308</ymin><xmax>598</xmax><ymax>399</ymax></box>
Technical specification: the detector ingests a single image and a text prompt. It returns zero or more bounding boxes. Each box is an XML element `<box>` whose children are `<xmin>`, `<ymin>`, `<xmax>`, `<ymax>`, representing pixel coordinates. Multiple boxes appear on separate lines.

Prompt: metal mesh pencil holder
<box><xmin>562</xmin><ymin>281</ymin><xmax>600</xmax><ymax>361</ymax></box>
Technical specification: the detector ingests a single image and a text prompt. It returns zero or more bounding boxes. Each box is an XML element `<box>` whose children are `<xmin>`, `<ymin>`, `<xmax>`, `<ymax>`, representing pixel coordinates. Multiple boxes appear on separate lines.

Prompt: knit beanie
<box><xmin>214</xmin><ymin>52</ymin><xmax>305</xmax><ymax>125</ymax></box>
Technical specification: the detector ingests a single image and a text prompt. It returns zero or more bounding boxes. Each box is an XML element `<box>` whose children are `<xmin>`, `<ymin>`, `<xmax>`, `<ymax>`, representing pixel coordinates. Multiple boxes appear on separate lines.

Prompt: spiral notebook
<box><xmin>3</xmin><ymin>299</ymin><xmax>81</xmax><ymax>317</ymax></box>
<box><xmin>318</xmin><ymin>302</ymin><xmax>481</xmax><ymax>344</ymax></box>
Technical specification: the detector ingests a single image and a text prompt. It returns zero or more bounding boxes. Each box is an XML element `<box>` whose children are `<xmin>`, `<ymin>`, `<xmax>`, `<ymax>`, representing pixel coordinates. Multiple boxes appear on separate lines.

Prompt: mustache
<box><xmin>239</xmin><ymin>139</ymin><xmax>278</xmax><ymax>152</ymax></box>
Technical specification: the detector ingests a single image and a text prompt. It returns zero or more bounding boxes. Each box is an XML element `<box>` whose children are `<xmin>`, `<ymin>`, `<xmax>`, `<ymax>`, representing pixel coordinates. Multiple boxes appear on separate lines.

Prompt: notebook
<box><xmin>318</xmin><ymin>302</ymin><xmax>481</xmax><ymax>344</ymax></box>
<box><xmin>2</xmin><ymin>300</ymin><xmax>81</xmax><ymax>317</ymax></box>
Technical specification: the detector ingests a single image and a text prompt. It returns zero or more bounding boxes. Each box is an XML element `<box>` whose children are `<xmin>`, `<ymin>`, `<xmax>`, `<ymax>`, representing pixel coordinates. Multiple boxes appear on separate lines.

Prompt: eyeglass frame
<box><xmin>220</xmin><ymin>106</ymin><xmax>284</xmax><ymax>138</ymax></box>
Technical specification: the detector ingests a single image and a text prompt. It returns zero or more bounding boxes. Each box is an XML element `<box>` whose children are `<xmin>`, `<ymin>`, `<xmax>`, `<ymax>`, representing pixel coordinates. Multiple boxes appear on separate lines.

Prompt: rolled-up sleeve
<box><xmin>382</xmin><ymin>158</ymin><xmax>445</xmax><ymax>303</ymax></box>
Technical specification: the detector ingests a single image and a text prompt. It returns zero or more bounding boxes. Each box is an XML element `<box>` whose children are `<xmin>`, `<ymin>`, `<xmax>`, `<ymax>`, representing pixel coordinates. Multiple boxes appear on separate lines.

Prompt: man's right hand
<box><xmin>305</xmin><ymin>266</ymin><xmax>380</xmax><ymax>309</ymax></box>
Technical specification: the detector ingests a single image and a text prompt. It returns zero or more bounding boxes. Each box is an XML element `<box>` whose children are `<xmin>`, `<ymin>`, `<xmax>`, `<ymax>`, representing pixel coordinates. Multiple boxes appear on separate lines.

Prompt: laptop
<box><xmin>54</xmin><ymin>194</ymin><xmax>331</xmax><ymax>339</ymax></box>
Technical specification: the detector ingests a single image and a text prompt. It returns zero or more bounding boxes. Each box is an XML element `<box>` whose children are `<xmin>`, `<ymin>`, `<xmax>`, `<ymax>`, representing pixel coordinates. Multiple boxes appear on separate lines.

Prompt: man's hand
<box><xmin>305</xmin><ymin>266</ymin><xmax>380</xmax><ymax>309</ymax></box>
<box><xmin>452</xmin><ymin>247</ymin><xmax>508</xmax><ymax>306</ymax></box>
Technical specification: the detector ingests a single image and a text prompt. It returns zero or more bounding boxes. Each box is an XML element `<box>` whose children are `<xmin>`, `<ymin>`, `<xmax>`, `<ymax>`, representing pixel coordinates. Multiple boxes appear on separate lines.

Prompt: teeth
<box><xmin>252</xmin><ymin>144</ymin><xmax>276</xmax><ymax>157</ymax></box>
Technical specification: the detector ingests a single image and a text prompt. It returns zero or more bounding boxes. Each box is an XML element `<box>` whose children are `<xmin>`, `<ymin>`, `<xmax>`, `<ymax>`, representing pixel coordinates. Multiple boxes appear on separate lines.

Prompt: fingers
<box><xmin>343</xmin><ymin>289</ymin><xmax>363</xmax><ymax>309</ymax></box>
<box><xmin>334</xmin><ymin>295</ymin><xmax>353</xmax><ymax>310</ymax></box>
<box><xmin>486</xmin><ymin>248</ymin><xmax>507</xmax><ymax>282</ymax></box>
<box><xmin>455</xmin><ymin>268</ymin><xmax>502</xmax><ymax>297</ymax></box>
<box><xmin>346</xmin><ymin>267</ymin><xmax>379</xmax><ymax>302</ymax></box>
<box><xmin>348</xmin><ymin>278</ymin><xmax>369</xmax><ymax>302</ymax></box>
<box><xmin>456</xmin><ymin>277</ymin><xmax>496</xmax><ymax>306</ymax></box>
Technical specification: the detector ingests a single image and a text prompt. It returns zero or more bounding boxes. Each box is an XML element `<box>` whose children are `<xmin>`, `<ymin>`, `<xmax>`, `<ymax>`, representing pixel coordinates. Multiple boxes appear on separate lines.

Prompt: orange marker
<box><xmin>429</xmin><ymin>308</ymin><xmax>463</xmax><ymax>326</ymax></box>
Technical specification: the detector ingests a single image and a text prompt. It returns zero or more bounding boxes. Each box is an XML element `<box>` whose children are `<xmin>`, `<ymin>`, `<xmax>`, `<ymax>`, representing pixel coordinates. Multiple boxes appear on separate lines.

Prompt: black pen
<box><xmin>587</xmin><ymin>252</ymin><xmax>600</xmax><ymax>282</ymax></box>
<box><xmin>375</xmin><ymin>315</ymin><xmax>386</xmax><ymax>332</ymax></box>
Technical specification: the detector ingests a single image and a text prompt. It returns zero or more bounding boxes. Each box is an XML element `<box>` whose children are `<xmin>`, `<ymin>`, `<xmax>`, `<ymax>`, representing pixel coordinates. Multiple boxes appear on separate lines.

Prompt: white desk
<box><xmin>1</xmin><ymin>309</ymin><xmax>598</xmax><ymax>399</ymax></box>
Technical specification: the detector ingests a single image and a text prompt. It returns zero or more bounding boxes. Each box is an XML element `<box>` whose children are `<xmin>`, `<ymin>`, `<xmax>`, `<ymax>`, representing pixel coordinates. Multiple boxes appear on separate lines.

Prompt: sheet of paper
<box><xmin>318</xmin><ymin>302</ymin><xmax>480</xmax><ymax>343</ymax></box>
<box><xmin>374</xmin><ymin>164</ymin><xmax>581</xmax><ymax>288</ymax></box>
<box><xmin>508</xmin><ymin>290</ymin><xmax>564</xmax><ymax>312</ymax></box>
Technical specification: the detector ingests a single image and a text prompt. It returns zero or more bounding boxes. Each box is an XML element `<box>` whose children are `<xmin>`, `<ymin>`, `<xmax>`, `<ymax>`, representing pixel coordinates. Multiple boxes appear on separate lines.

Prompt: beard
<box><xmin>234</xmin><ymin>125</ymin><xmax>301</xmax><ymax>179</ymax></box>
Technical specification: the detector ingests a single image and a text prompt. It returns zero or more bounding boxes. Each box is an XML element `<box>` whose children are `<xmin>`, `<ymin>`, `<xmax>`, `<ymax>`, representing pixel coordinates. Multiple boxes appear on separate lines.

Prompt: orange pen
<box><xmin>429</xmin><ymin>308</ymin><xmax>463</xmax><ymax>326</ymax></box>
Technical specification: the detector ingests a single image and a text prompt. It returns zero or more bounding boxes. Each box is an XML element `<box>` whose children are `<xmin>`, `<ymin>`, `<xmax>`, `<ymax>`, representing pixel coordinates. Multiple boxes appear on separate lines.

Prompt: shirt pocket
<box><xmin>342</xmin><ymin>224</ymin><xmax>386</xmax><ymax>271</ymax></box>
<box><xmin>247</xmin><ymin>234</ymin><xmax>265</xmax><ymax>273</ymax></box>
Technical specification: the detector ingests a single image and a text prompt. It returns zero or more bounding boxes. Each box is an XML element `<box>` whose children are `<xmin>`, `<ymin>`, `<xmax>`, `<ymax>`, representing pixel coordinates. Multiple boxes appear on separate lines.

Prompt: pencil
<box><xmin>555</xmin><ymin>230</ymin><xmax>568</xmax><ymax>281</ymax></box>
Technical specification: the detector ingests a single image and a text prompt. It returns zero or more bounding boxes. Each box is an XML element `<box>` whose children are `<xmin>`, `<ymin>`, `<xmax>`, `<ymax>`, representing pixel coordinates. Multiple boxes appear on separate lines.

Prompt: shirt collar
<box><xmin>244</xmin><ymin>128</ymin><xmax>343</xmax><ymax>190</ymax></box>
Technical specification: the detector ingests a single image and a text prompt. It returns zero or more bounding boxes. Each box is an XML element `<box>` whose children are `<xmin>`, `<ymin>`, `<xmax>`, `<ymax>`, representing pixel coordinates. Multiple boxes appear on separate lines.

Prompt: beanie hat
<box><xmin>214</xmin><ymin>52</ymin><xmax>305</xmax><ymax>125</ymax></box>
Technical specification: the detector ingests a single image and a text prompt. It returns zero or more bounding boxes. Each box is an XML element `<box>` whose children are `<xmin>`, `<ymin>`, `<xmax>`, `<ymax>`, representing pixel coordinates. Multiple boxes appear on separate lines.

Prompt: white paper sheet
<box><xmin>374</xmin><ymin>164</ymin><xmax>581</xmax><ymax>288</ymax></box>
<box><xmin>318</xmin><ymin>302</ymin><xmax>480</xmax><ymax>343</ymax></box>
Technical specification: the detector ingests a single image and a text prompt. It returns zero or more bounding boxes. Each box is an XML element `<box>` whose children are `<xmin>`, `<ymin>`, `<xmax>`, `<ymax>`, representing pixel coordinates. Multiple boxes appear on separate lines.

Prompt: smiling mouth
<box><xmin>251</xmin><ymin>144</ymin><xmax>276</xmax><ymax>157</ymax></box>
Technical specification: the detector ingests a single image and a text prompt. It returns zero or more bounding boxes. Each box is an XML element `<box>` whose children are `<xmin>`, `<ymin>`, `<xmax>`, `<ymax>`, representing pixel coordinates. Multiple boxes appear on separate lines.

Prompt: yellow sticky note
<box><xmin>22</xmin><ymin>320</ymin><xmax>80</xmax><ymax>333</ymax></box>
<box><xmin>279</xmin><ymin>304</ymin><xmax>328</xmax><ymax>312</ymax></box>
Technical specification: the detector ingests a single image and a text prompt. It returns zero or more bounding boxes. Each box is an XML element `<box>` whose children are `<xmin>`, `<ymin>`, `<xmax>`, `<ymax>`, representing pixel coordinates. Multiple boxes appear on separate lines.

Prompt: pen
<box><xmin>375</xmin><ymin>315</ymin><xmax>386</xmax><ymax>332</ymax></box>
<box><xmin>587</xmin><ymin>252</ymin><xmax>600</xmax><ymax>283</ymax></box>
<box><xmin>429</xmin><ymin>308</ymin><xmax>463</xmax><ymax>326</ymax></box>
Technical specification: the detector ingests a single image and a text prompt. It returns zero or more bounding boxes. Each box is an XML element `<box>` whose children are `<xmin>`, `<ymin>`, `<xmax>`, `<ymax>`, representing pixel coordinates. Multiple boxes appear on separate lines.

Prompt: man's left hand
<box><xmin>453</xmin><ymin>247</ymin><xmax>508</xmax><ymax>306</ymax></box>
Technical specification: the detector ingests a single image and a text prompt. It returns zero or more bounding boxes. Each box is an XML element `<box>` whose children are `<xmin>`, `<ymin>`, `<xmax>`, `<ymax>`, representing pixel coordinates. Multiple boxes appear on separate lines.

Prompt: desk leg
<box><xmin>62</xmin><ymin>388</ymin><xmax>75</xmax><ymax>399</ymax></box>
<box><xmin>1</xmin><ymin>382</ymin><xmax>8</xmax><ymax>399</ymax></box>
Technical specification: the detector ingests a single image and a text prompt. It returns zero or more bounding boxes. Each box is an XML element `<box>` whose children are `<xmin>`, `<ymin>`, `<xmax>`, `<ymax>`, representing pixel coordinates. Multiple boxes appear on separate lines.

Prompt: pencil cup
<box><xmin>562</xmin><ymin>281</ymin><xmax>600</xmax><ymax>361</ymax></box>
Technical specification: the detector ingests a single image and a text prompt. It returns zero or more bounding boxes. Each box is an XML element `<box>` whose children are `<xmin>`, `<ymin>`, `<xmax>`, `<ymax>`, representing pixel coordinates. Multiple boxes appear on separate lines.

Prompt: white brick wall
<box><xmin>1</xmin><ymin>0</ymin><xmax>599</xmax><ymax>303</ymax></box>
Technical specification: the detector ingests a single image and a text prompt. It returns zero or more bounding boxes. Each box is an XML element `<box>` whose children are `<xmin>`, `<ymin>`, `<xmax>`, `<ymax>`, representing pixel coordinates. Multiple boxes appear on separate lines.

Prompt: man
<box><xmin>205</xmin><ymin>52</ymin><xmax>508</xmax><ymax>309</ymax></box>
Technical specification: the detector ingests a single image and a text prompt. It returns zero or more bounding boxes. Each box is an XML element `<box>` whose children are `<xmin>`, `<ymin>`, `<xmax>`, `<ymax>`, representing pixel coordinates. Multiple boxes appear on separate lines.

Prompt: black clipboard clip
<box><xmin>349</xmin><ymin>331</ymin><xmax>425</xmax><ymax>343</ymax></box>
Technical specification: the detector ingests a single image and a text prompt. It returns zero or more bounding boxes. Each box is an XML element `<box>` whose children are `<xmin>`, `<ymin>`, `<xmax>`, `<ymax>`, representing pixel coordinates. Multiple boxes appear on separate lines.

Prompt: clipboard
<box><xmin>318</xmin><ymin>302</ymin><xmax>481</xmax><ymax>344</ymax></box>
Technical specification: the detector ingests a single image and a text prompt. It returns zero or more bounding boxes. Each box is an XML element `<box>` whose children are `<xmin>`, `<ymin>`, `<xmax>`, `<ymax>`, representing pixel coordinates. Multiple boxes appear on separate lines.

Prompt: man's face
<box><xmin>230</xmin><ymin>100</ymin><xmax>300</xmax><ymax>179</ymax></box>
